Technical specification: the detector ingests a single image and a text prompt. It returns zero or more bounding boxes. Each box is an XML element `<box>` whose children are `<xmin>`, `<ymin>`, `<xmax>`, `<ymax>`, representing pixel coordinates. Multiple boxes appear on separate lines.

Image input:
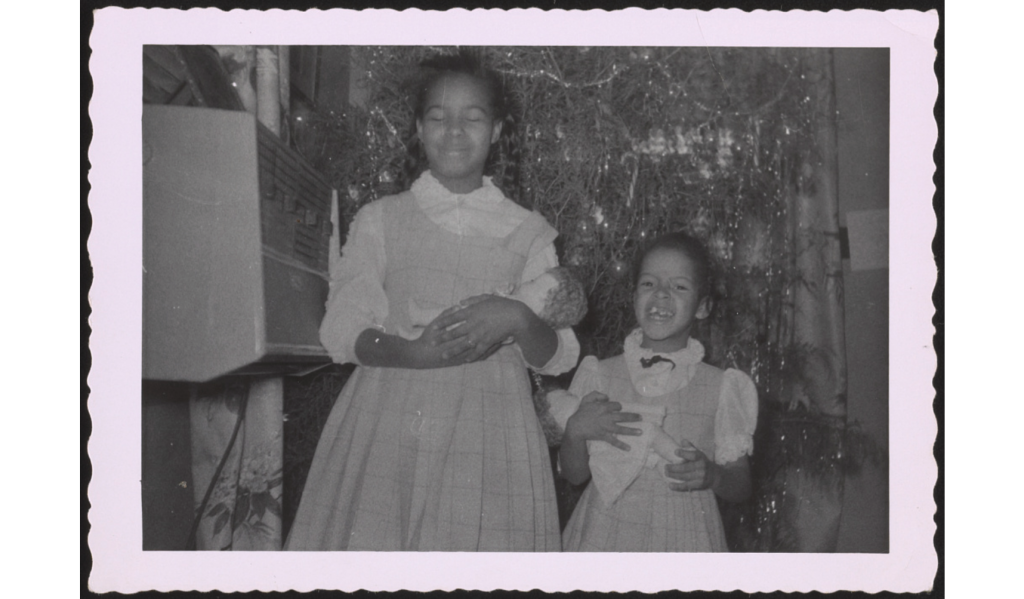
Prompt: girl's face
<box><xmin>634</xmin><ymin>247</ymin><xmax>711</xmax><ymax>353</ymax></box>
<box><xmin>416</xmin><ymin>74</ymin><xmax>502</xmax><ymax>194</ymax></box>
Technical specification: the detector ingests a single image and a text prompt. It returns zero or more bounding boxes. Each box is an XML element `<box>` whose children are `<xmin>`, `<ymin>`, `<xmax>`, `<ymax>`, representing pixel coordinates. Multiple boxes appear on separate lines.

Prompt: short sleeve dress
<box><xmin>285</xmin><ymin>173</ymin><xmax>577</xmax><ymax>551</ymax></box>
<box><xmin>561</xmin><ymin>329</ymin><xmax>758</xmax><ymax>552</ymax></box>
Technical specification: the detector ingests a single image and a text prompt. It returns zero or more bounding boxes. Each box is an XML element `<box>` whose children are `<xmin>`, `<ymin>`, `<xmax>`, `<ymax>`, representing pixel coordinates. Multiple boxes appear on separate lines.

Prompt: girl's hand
<box><xmin>430</xmin><ymin>295</ymin><xmax>527</xmax><ymax>363</ymax></box>
<box><xmin>564</xmin><ymin>392</ymin><xmax>642</xmax><ymax>451</ymax></box>
<box><xmin>664</xmin><ymin>440</ymin><xmax>718</xmax><ymax>492</ymax></box>
<box><xmin>410</xmin><ymin>304</ymin><xmax>492</xmax><ymax>367</ymax></box>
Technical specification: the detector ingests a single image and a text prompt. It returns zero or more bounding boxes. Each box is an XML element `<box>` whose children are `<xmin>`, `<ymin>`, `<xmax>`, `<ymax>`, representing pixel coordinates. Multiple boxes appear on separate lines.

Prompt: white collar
<box><xmin>410</xmin><ymin>170</ymin><xmax>506</xmax><ymax>206</ymax></box>
<box><xmin>623</xmin><ymin>328</ymin><xmax>705</xmax><ymax>397</ymax></box>
<box><xmin>409</xmin><ymin>171</ymin><xmax>526</xmax><ymax>238</ymax></box>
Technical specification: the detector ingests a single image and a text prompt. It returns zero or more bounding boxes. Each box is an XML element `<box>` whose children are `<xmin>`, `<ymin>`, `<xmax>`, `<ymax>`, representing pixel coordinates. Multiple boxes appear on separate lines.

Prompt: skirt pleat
<box><xmin>286</xmin><ymin>348</ymin><xmax>560</xmax><ymax>551</ymax></box>
<box><xmin>563</xmin><ymin>467</ymin><xmax>727</xmax><ymax>552</ymax></box>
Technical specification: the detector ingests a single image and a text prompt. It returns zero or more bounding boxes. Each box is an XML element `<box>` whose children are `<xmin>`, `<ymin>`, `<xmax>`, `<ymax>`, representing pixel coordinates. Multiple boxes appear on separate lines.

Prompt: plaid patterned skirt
<box><xmin>285</xmin><ymin>346</ymin><xmax>560</xmax><ymax>551</ymax></box>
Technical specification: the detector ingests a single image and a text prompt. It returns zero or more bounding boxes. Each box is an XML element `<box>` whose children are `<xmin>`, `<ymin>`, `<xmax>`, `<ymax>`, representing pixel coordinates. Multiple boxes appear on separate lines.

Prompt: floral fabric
<box><xmin>189</xmin><ymin>378</ymin><xmax>284</xmax><ymax>551</ymax></box>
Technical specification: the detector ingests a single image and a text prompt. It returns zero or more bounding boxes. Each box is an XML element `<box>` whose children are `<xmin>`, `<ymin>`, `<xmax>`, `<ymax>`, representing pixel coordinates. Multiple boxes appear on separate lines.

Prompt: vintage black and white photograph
<box><xmin>88</xmin><ymin>8</ymin><xmax>938</xmax><ymax>593</ymax></box>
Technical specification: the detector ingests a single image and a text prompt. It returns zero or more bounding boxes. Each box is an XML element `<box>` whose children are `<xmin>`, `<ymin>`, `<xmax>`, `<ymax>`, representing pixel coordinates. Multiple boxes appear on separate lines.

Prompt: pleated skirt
<box><xmin>562</xmin><ymin>467</ymin><xmax>727</xmax><ymax>552</ymax></box>
<box><xmin>285</xmin><ymin>347</ymin><xmax>560</xmax><ymax>551</ymax></box>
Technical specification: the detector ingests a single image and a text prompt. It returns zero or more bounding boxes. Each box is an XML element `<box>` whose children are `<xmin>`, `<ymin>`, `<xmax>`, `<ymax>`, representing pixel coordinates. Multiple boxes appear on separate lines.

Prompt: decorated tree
<box><xmin>287</xmin><ymin>46</ymin><xmax>881</xmax><ymax>551</ymax></box>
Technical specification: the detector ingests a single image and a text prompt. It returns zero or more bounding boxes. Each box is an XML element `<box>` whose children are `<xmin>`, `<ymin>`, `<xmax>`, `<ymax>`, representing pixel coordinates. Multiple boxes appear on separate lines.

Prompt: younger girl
<box><xmin>557</xmin><ymin>232</ymin><xmax>758</xmax><ymax>552</ymax></box>
<box><xmin>285</xmin><ymin>51</ymin><xmax>579</xmax><ymax>551</ymax></box>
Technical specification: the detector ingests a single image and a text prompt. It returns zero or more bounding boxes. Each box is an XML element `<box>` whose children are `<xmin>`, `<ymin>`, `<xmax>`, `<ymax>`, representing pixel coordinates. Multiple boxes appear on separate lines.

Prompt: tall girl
<box><xmin>285</xmin><ymin>52</ymin><xmax>578</xmax><ymax>551</ymax></box>
<box><xmin>557</xmin><ymin>232</ymin><xmax>757</xmax><ymax>552</ymax></box>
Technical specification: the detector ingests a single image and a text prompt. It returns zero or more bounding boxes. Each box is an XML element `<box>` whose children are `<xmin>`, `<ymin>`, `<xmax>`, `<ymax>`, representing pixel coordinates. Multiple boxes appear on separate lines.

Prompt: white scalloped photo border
<box><xmin>86</xmin><ymin>7</ymin><xmax>939</xmax><ymax>594</ymax></box>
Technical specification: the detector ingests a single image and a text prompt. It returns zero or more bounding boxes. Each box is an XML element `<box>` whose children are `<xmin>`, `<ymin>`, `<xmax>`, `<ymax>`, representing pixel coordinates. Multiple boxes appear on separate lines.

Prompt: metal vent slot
<box><xmin>293</xmin><ymin>225</ymin><xmax>325</xmax><ymax>270</ymax></box>
<box><xmin>255</xmin><ymin>124</ymin><xmax>332</xmax><ymax>271</ymax></box>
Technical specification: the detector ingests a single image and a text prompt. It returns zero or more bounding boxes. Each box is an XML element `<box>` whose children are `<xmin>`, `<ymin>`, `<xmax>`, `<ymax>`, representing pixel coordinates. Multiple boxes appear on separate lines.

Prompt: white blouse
<box><xmin>318</xmin><ymin>172</ymin><xmax>580</xmax><ymax>375</ymax></box>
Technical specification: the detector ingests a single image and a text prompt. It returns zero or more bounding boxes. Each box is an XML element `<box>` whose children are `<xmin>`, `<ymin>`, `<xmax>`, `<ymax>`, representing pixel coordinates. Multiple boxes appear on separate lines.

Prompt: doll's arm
<box><xmin>651</xmin><ymin>427</ymin><xmax>682</xmax><ymax>464</ymax></box>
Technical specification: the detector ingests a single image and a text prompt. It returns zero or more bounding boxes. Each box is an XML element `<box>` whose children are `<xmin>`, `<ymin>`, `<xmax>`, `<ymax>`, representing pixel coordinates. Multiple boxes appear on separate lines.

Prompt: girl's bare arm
<box><xmin>664</xmin><ymin>446</ymin><xmax>752</xmax><ymax>503</ymax></box>
<box><xmin>353</xmin><ymin>307</ymin><xmax>479</xmax><ymax>369</ymax></box>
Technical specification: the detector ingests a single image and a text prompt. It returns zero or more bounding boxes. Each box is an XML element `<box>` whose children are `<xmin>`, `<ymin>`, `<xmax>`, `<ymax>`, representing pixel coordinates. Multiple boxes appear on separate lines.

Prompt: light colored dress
<box><xmin>561</xmin><ymin>329</ymin><xmax>757</xmax><ymax>552</ymax></box>
<box><xmin>285</xmin><ymin>172</ymin><xmax>578</xmax><ymax>551</ymax></box>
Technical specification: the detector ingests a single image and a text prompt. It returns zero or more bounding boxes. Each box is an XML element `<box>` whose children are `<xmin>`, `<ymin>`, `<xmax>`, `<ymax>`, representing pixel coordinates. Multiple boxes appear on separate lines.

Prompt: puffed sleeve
<box><xmin>520</xmin><ymin>241</ymin><xmax>581</xmax><ymax>375</ymax></box>
<box><xmin>713</xmin><ymin>368</ymin><xmax>759</xmax><ymax>465</ymax></box>
<box><xmin>318</xmin><ymin>201</ymin><xmax>389</xmax><ymax>366</ymax></box>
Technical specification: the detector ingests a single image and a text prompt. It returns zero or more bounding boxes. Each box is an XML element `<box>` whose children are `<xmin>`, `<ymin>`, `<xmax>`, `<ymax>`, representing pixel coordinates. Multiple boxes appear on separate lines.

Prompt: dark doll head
<box><xmin>402</xmin><ymin>50</ymin><xmax>519</xmax><ymax>197</ymax></box>
<box><xmin>633</xmin><ymin>232</ymin><xmax>715</xmax><ymax>352</ymax></box>
<box><xmin>522</xmin><ymin>266</ymin><xmax>588</xmax><ymax>330</ymax></box>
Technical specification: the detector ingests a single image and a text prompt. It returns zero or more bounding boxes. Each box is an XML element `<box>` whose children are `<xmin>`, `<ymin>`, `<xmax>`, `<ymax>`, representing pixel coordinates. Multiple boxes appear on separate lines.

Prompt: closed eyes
<box><xmin>638</xmin><ymin>279</ymin><xmax>692</xmax><ymax>292</ymax></box>
<box><xmin>423</xmin><ymin>115</ymin><xmax>487</xmax><ymax>125</ymax></box>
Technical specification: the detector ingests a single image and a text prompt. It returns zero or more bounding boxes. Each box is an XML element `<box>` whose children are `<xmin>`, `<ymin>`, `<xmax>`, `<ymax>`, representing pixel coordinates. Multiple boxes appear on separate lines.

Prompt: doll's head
<box><xmin>512</xmin><ymin>267</ymin><xmax>588</xmax><ymax>330</ymax></box>
<box><xmin>633</xmin><ymin>232</ymin><xmax>714</xmax><ymax>353</ymax></box>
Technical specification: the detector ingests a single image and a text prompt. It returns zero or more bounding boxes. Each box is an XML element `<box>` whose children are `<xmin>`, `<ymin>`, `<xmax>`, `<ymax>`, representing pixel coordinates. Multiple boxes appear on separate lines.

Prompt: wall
<box><xmin>833</xmin><ymin>48</ymin><xmax>890</xmax><ymax>553</ymax></box>
<box><xmin>141</xmin><ymin>381</ymin><xmax>193</xmax><ymax>550</ymax></box>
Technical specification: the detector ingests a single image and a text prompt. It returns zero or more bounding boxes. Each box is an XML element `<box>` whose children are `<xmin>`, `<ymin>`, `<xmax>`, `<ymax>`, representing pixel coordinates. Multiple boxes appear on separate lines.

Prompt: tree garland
<box><xmin>300</xmin><ymin>47</ymin><xmax>809</xmax><ymax>370</ymax></box>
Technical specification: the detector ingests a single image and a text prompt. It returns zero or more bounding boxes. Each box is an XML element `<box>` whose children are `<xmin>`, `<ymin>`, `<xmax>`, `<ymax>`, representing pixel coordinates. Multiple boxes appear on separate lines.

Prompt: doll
<box><xmin>400</xmin><ymin>266</ymin><xmax>588</xmax><ymax>340</ymax></box>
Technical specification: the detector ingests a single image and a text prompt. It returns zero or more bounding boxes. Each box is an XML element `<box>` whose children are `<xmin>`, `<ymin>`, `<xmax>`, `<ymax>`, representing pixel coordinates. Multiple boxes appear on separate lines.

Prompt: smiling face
<box><xmin>634</xmin><ymin>247</ymin><xmax>711</xmax><ymax>353</ymax></box>
<box><xmin>416</xmin><ymin>74</ymin><xmax>502</xmax><ymax>194</ymax></box>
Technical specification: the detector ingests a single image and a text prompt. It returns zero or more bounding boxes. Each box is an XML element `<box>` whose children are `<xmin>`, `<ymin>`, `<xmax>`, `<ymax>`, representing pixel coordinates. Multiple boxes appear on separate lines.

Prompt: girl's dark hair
<box><xmin>399</xmin><ymin>49</ymin><xmax>523</xmax><ymax>204</ymax></box>
<box><xmin>635</xmin><ymin>231</ymin><xmax>715</xmax><ymax>302</ymax></box>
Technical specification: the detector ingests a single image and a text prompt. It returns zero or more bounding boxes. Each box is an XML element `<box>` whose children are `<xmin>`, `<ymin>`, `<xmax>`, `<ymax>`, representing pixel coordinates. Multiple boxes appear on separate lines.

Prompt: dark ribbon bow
<box><xmin>640</xmin><ymin>355</ymin><xmax>676</xmax><ymax>369</ymax></box>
